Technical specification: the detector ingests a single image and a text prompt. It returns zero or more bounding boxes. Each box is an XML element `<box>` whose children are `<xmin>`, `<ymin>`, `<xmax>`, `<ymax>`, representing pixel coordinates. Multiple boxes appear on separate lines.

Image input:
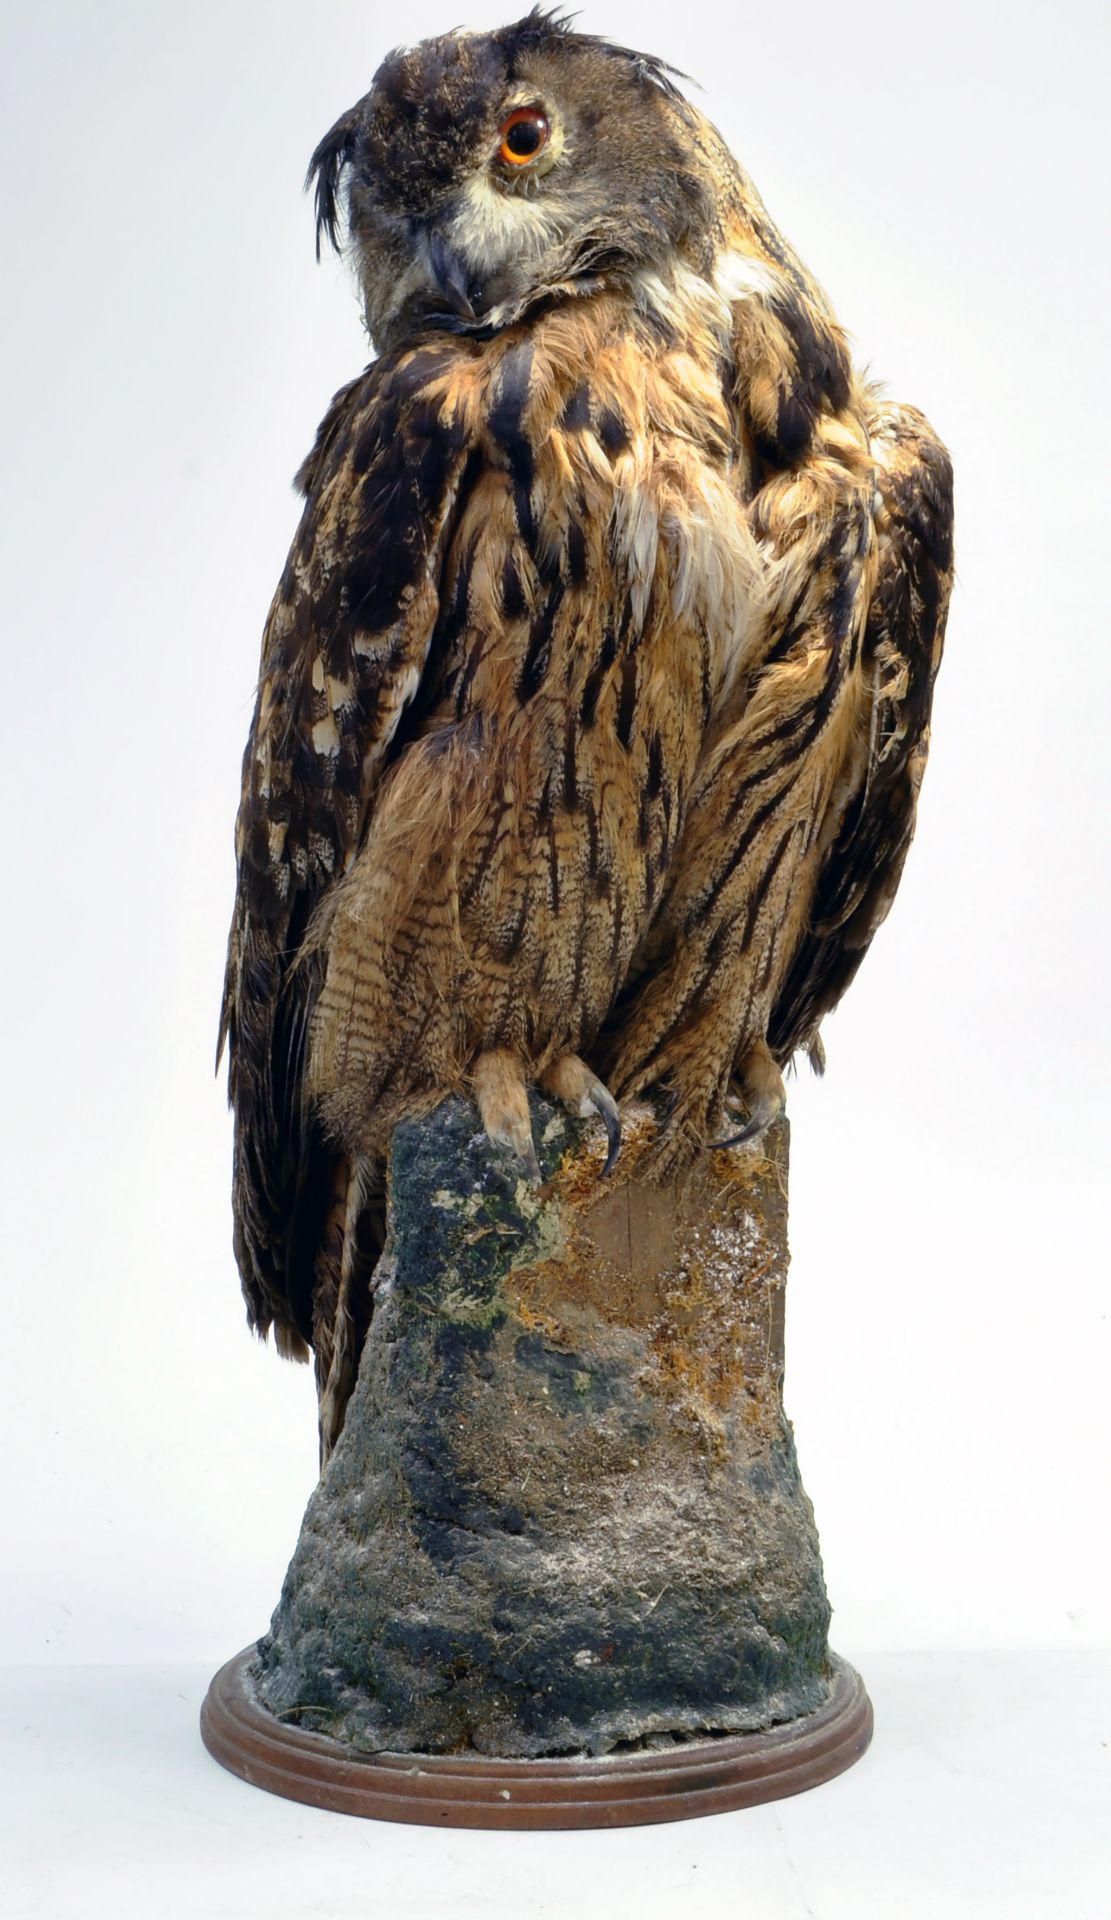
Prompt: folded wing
<box><xmin>768</xmin><ymin>402</ymin><xmax>954</xmax><ymax>1062</ymax></box>
<box><xmin>219</xmin><ymin>347</ymin><xmax>474</xmax><ymax>1354</ymax></box>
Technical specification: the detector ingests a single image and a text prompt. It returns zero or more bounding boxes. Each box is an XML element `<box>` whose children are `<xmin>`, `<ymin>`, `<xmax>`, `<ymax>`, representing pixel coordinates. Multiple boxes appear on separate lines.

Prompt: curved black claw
<box><xmin>587</xmin><ymin>1079</ymin><xmax>622</xmax><ymax>1178</ymax></box>
<box><xmin>541</xmin><ymin>1054</ymin><xmax>623</xmax><ymax>1178</ymax></box>
<box><xmin>709</xmin><ymin>1093</ymin><xmax>783</xmax><ymax>1151</ymax></box>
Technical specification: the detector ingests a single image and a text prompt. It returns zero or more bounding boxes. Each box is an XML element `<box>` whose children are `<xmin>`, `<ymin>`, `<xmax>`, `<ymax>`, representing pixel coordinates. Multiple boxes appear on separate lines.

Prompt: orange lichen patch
<box><xmin>496</xmin><ymin>1109</ymin><xmax>792</xmax><ymax>1447</ymax></box>
<box><xmin>501</xmin><ymin>1228</ymin><xmax>658</xmax><ymax>1351</ymax></box>
<box><xmin>736</xmin><ymin>1381</ymin><xmax>785</xmax><ymax>1441</ymax></box>
<box><xmin>645</xmin><ymin>1255</ymin><xmax>779</xmax><ymax>1435</ymax></box>
<box><xmin>638</xmin><ymin>1130</ymin><xmax>788</xmax><ymax>1431</ymax></box>
<box><xmin>548</xmin><ymin>1102</ymin><xmax>658</xmax><ymax>1210</ymax></box>
<box><xmin>504</xmin><ymin>1263</ymin><xmax>574</xmax><ymax>1346</ymax></box>
<box><xmin>709</xmin><ymin>1143</ymin><xmax>788</xmax><ymax>1208</ymax></box>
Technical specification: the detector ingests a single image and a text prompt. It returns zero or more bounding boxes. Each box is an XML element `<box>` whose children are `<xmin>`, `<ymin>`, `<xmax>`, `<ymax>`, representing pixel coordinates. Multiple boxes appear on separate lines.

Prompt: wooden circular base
<box><xmin>200</xmin><ymin>1649</ymin><xmax>872</xmax><ymax>1830</ymax></box>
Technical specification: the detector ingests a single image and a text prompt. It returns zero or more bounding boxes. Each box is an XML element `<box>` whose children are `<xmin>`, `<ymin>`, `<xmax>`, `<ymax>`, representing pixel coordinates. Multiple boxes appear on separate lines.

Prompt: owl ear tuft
<box><xmin>305</xmin><ymin>106</ymin><xmax>363</xmax><ymax>260</ymax></box>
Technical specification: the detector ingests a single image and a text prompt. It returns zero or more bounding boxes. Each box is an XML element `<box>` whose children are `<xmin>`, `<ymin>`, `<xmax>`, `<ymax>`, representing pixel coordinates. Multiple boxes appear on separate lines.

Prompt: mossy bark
<box><xmin>254</xmin><ymin>1096</ymin><xmax>831</xmax><ymax>1758</ymax></box>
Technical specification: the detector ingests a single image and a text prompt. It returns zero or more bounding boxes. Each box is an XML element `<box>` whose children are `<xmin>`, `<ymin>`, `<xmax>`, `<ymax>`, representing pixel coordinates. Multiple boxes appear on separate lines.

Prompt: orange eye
<box><xmin>498</xmin><ymin>107</ymin><xmax>550</xmax><ymax>166</ymax></box>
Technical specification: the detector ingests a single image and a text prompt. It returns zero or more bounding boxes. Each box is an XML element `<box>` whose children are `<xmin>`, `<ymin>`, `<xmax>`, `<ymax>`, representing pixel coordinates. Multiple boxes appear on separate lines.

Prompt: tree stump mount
<box><xmin>201</xmin><ymin>1097</ymin><xmax>872</xmax><ymax>1827</ymax></box>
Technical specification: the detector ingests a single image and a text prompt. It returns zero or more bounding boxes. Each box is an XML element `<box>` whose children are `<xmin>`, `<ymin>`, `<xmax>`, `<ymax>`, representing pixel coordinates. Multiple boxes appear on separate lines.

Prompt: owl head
<box><xmin>307</xmin><ymin>10</ymin><xmax>726</xmax><ymax>348</ymax></box>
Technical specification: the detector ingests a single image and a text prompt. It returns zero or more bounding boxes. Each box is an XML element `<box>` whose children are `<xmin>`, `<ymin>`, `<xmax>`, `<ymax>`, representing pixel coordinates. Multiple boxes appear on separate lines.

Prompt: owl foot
<box><xmin>472</xmin><ymin>1048</ymin><xmax>621</xmax><ymax>1182</ymax></box>
<box><xmin>473</xmin><ymin>1049</ymin><xmax>541</xmax><ymax>1184</ymax></box>
<box><xmin>711</xmin><ymin>1041</ymin><xmax>785</xmax><ymax>1149</ymax></box>
<box><xmin>540</xmin><ymin>1053</ymin><xmax>622</xmax><ymax>1176</ymax></box>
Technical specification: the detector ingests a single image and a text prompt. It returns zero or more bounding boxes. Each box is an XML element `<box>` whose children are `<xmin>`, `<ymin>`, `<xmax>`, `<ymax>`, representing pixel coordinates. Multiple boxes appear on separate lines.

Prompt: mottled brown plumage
<box><xmin>220</xmin><ymin>10</ymin><xmax>953</xmax><ymax>1448</ymax></box>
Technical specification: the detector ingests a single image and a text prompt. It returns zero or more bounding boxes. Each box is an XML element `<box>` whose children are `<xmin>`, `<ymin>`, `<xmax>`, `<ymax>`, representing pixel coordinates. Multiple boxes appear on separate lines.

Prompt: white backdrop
<box><xmin>2</xmin><ymin>0</ymin><xmax>1108</xmax><ymax>1678</ymax></box>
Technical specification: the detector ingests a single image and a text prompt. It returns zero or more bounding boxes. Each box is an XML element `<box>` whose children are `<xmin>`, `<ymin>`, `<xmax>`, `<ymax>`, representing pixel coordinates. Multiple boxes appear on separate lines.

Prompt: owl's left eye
<box><xmin>498</xmin><ymin>107</ymin><xmax>550</xmax><ymax>166</ymax></box>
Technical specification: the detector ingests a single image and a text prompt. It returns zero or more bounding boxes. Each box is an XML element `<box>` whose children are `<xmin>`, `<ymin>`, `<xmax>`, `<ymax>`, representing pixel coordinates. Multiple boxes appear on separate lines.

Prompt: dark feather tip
<box><xmin>305</xmin><ymin>102</ymin><xmax>365</xmax><ymax>259</ymax></box>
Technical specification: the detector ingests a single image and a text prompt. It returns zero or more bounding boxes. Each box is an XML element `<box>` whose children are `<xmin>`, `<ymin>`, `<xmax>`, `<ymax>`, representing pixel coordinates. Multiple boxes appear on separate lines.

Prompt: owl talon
<box><xmin>709</xmin><ymin>1092</ymin><xmax>782</xmax><ymax>1150</ymax></box>
<box><xmin>710</xmin><ymin>1041</ymin><xmax>785</xmax><ymax>1150</ymax></box>
<box><xmin>589</xmin><ymin>1080</ymin><xmax>622</xmax><ymax>1177</ymax></box>
<box><xmin>473</xmin><ymin>1048</ymin><xmax>541</xmax><ymax>1185</ymax></box>
<box><xmin>541</xmin><ymin>1054</ymin><xmax>622</xmax><ymax>1176</ymax></box>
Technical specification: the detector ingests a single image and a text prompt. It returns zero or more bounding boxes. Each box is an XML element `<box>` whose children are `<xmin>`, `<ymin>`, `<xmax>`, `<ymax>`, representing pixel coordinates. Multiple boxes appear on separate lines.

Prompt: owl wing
<box><xmin>767</xmin><ymin>401</ymin><xmax>954</xmax><ymax>1062</ymax></box>
<box><xmin>219</xmin><ymin>344</ymin><xmax>474</xmax><ymax>1355</ymax></box>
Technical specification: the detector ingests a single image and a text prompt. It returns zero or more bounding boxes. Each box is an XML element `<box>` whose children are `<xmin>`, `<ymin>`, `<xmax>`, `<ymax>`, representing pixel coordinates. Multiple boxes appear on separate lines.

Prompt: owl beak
<box><xmin>428</xmin><ymin>230</ymin><xmax>477</xmax><ymax>322</ymax></box>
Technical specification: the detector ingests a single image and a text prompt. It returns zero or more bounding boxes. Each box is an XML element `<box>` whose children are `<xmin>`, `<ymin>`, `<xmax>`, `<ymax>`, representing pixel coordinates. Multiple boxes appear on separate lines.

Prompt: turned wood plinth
<box><xmin>202</xmin><ymin>1097</ymin><xmax>871</xmax><ymax>1825</ymax></box>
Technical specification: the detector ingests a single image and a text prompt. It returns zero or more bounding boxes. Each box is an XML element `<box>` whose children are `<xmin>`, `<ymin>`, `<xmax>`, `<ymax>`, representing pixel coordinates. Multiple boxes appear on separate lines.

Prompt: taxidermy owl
<box><xmin>220</xmin><ymin>10</ymin><xmax>953</xmax><ymax>1452</ymax></box>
